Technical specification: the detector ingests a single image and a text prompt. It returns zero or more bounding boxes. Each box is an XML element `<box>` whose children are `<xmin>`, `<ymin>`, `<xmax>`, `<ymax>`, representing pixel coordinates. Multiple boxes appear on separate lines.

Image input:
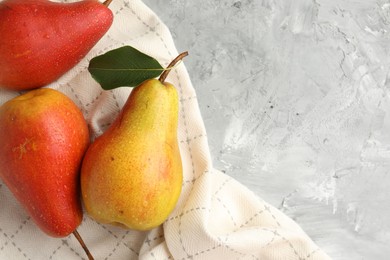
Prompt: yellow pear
<box><xmin>81</xmin><ymin>78</ymin><xmax>183</xmax><ymax>230</ymax></box>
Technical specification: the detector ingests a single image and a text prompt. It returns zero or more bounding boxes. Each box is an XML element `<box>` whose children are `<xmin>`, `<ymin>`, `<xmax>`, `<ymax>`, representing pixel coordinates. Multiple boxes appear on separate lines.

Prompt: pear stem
<box><xmin>72</xmin><ymin>230</ymin><xmax>94</xmax><ymax>260</ymax></box>
<box><xmin>158</xmin><ymin>51</ymin><xmax>189</xmax><ymax>83</ymax></box>
<box><xmin>103</xmin><ymin>0</ymin><xmax>113</xmax><ymax>7</ymax></box>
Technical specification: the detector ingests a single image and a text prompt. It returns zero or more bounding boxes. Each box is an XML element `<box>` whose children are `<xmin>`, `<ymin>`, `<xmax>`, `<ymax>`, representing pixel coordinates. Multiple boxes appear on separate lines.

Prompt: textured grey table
<box><xmin>142</xmin><ymin>0</ymin><xmax>390</xmax><ymax>259</ymax></box>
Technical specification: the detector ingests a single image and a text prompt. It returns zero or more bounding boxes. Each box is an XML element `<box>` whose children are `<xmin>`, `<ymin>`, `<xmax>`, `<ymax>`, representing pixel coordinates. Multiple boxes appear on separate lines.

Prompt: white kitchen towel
<box><xmin>0</xmin><ymin>0</ymin><xmax>331</xmax><ymax>259</ymax></box>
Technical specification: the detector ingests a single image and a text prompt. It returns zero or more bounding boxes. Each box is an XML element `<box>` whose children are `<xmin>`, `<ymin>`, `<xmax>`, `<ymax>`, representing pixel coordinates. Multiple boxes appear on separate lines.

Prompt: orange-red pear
<box><xmin>0</xmin><ymin>0</ymin><xmax>113</xmax><ymax>90</ymax></box>
<box><xmin>0</xmin><ymin>88</ymin><xmax>90</xmax><ymax>237</ymax></box>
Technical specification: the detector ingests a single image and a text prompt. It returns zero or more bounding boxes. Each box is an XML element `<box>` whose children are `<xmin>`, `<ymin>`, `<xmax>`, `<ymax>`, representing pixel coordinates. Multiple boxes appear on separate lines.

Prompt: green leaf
<box><xmin>88</xmin><ymin>46</ymin><xmax>164</xmax><ymax>90</ymax></box>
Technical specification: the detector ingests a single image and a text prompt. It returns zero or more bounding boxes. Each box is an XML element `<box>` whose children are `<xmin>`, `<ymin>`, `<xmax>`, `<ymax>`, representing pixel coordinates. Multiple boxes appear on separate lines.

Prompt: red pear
<box><xmin>0</xmin><ymin>0</ymin><xmax>113</xmax><ymax>90</ymax></box>
<box><xmin>0</xmin><ymin>88</ymin><xmax>89</xmax><ymax>237</ymax></box>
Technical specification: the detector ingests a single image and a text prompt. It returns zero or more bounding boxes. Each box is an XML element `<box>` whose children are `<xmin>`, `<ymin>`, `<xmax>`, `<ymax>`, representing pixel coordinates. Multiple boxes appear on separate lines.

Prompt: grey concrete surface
<box><xmin>142</xmin><ymin>0</ymin><xmax>390</xmax><ymax>259</ymax></box>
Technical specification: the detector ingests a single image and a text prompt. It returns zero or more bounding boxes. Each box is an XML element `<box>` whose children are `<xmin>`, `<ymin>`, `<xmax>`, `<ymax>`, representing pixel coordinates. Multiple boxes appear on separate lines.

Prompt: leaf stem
<box><xmin>159</xmin><ymin>51</ymin><xmax>189</xmax><ymax>83</ymax></box>
<box><xmin>73</xmin><ymin>230</ymin><xmax>94</xmax><ymax>260</ymax></box>
<box><xmin>103</xmin><ymin>0</ymin><xmax>113</xmax><ymax>7</ymax></box>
